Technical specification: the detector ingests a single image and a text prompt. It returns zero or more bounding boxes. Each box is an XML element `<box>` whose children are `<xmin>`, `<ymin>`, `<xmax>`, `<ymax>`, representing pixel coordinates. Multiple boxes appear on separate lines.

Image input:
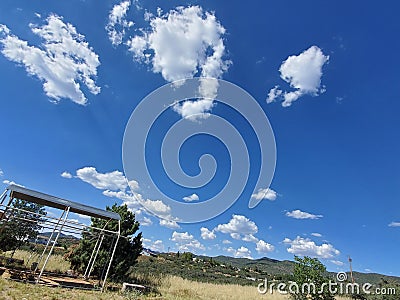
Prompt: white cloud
<box><xmin>200</xmin><ymin>227</ymin><xmax>216</xmax><ymax>240</ymax></box>
<box><xmin>106</xmin><ymin>1</ymin><xmax>133</xmax><ymax>46</ymax></box>
<box><xmin>283</xmin><ymin>236</ymin><xmax>340</xmax><ymax>259</ymax></box>
<box><xmin>267</xmin><ymin>46</ymin><xmax>329</xmax><ymax>107</ymax></box>
<box><xmin>183</xmin><ymin>193</ymin><xmax>199</xmax><ymax>202</ymax></box>
<box><xmin>61</xmin><ymin>171</ymin><xmax>72</xmax><ymax>179</ymax></box>
<box><xmin>330</xmin><ymin>260</ymin><xmax>344</xmax><ymax>266</ymax></box>
<box><xmin>311</xmin><ymin>232</ymin><xmax>322</xmax><ymax>237</ymax></box>
<box><xmin>389</xmin><ymin>222</ymin><xmax>400</xmax><ymax>227</ymax></box>
<box><xmin>160</xmin><ymin>219</ymin><xmax>180</xmax><ymax>229</ymax></box>
<box><xmin>215</xmin><ymin>215</ymin><xmax>258</xmax><ymax>241</ymax></box>
<box><xmin>142</xmin><ymin>238</ymin><xmax>164</xmax><ymax>252</ymax></box>
<box><xmin>0</xmin><ymin>15</ymin><xmax>100</xmax><ymax>105</ymax></box>
<box><xmin>142</xmin><ymin>198</ymin><xmax>171</xmax><ymax>217</ymax></box>
<box><xmin>103</xmin><ymin>189</ymin><xmax>139</xmax><ymax>202</ymax></box>
<box><xmin>172</xmin><ymin>80</ymin><xmax>218</xmax><ymax>121</ymax></box>
<box><xmin>74</xmin><ymin>166</ymin><xmax>178</xmax><ymax>226</ymax></box>
<box><xmin>242</xmin><ymin>234</ymin><xmax>258</xmax><ymax>243</ymax></box>
<box><xmin>76</xmin><ymin>167</ymin><xmax>128</xmax><ymax>191</ymax></box>
<box><xmin>225</xmin><ymin>246</ymin><xmax>252</xmax><ymax>259</ymax></box>
<box><xmin>76</xmin><ymin>213</ymin><xmax>91</xmax><ymax>220</ymax></box>
<box><xmin>222</xmin><ymin>239</ymin><xmax>232</xmax><ymax>244</ymax></box>
<box><xmin>126</xmin><ymin>6</ymin><xmax>230</xmax><ymax>120</ymax></box>
<box><xmin>286</xmin><ymin>209</ymin><xmax>323</xmax><ymax>220</ymax></box>
<box><xmin>171</xmin><ymin>231</ymin><xmax>205</xmax><ymax>252</ymax></box>
<box><xmin>2</xmin><ymin>180</ymin><xmax>24</xmax><ymax>187</ymax></box>
<box><xmin>0</xmin><ymin>169</ymin><xmax>3</xmax><ymax>177</ymax></box>
<box><xmin>266</xmin><ymin>86</ymin><xmax>282</xmax><ymax>104</ymax></box>
<box><xmin>127</xmin><ymin>179</ymin><xmax>139</xmax><ymax>191</ymax></box>
<box><xmin>251</xmin><ymin>188</ymin><xmax>277</xmax><ymax>201</ymax></box>
<box><xmin>236</xmin><ymin>246</ymin><xmax>252</xmax><ymax>259</ymax></box>
<box><xmin>102</xmin><ymin>189</ymin><xmax>175</xmax><ymax>227</ymax></box>
<box><xmin>141</xmin><ymin>216</ymin><xmax>153</xmax><ymax>226</ymax></box>
<box><xmin>256</xmin><ymin>240</ymin><xmax>275</xmax><ymax>254</ymax></box>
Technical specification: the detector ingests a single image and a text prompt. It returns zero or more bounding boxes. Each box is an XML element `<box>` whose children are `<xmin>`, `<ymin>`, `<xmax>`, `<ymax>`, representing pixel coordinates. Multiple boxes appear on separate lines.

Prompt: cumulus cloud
<box><xmin>311</xmin><ymin>232</ymin><xmax>322</xmax><ymax>237</ymax></box>
<box><xmin>0</xmin><ymin>169</ymin><xmax>3</xmax><ymax>177</ymax></box>
<box><xmin>242</xmin><ymin>234</ymin><xmax>258</xmax><ymax>243</ymax></box>
<box><xmin>142</xmin><ymin>238</ymin><xmax>164</xmax><ymax>252</ymax></box>
<box><xmin>142</xmin><ymin>198</ymin><xmax>171</xmax><ymax>217</ymax></box>
<box><xmin>141</xmin><ymin>216</ymin><xmax>153</xmax><ymax>226</ymax></box>
<box><xmin>267</xmin><ymin>46</ymin><xmax>329</xmax><ymax>107</ymax></box>
<box><xmin>251</xmin><ymin>188</ymin><xmax>277</xmax><ymax>201</ymax></box>
<box><xmin>171</xmin><ymin>231</ymin><xmax>205</xmax><ymax>252</ymax></box>
<box><xmin>286</xmin><ymin>209</ymin><xmax>323</xmax><ymax>220</ymax></box>
<box><xmin>0</xmin><ymin>15</ymin><xmax>100</xmax><ymax>105</ymax></box>
<box><xmin>283</xmin><ymin>236</ymin><xmax>340</xmax><ymax>259</ymax></box>
<box><xmin>183</xmin><ymin>193</ymin><xmax>199</xmax><ymax>202</ymax></box>
<box><xmin>215</xmin><ymin>215</ymin><xmax>258</xmax><ymax>241</ymax></box>
<box><xmin>106</xmin><ymin>1</ymin><xmax>133</xmax><ymax>46</ymax></box>
<box><xmin>225</xmin><ymin>246</ymin><xmax>252</xmax><ymax>259</ymax></box>
<box><xmin>389</xmin><ymin>222</ymin><xmax>400</xmax><ymax>227</ymax></box>
<box><xmin>159</xmin><ymin>219</ymin><xmax>180</xmax><ymax>229</ymax></box>
<box><xmin>200</xmin><ymin>227</ymin><xmax>216</xmax><ymax>240</ymax></box>
<box><xmin>76</xmin><ymin>167</ymin><xmax>128</xmax><ymax>191</ymax></box>
<box><xmin>61</xmin><ymin>171</ymin><xmax>72</xmax><ymax>179</ymax></box>
<box><xmin>256</xmin><ymin>240</ymin><xmax>275</xmax><ymax>254</ymax></box>
<box><xmin>74</xmin><ymin>166</ymin><xmax>176</xmax><ymax>225</ymax></box>
<box><xmin>126</xmin><ymin>6</ymin><xmax>230</xmax><ymax>120</ymax></box>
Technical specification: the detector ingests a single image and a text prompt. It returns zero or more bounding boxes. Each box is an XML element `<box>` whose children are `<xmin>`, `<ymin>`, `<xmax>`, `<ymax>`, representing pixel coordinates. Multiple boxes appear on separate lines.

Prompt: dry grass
<box><xmin>159</xmin><ymin>275</ymin><xmax>289</xmax><ymax>300</ymax></box>
<box><xmin>0</xmin><ymin>264</ymin><xmax>354</xmax><ymax>300</ymax></box>
<box><xmin>4</xmin><ymin>249</ymin><xmax>71</xmax><ymax>273</ymax></box>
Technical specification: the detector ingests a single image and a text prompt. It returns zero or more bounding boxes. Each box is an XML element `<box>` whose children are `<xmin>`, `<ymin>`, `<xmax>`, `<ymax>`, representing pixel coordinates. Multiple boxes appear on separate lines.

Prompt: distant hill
<box><xmin>39</xmin><ymin>231</ymin><xmax>80</xmax><ymax>240</ymax></box>
<box><xmin>132</xmin><ymin>252</ymin><xmax>400</xmax><ymax>287</ymax></box>
<box><xmin>205</xmin><ymin>255</ymin><xmax>400</xmax><ymax>285</ymax></box>
<box><xmin>202</xmin><ymin>255</ymin><xmax>295</xmax><ymax>275</ymax></box>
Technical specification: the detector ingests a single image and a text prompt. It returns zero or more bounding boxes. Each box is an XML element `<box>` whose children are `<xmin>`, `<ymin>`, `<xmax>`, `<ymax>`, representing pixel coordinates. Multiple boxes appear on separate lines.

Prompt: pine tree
<box><xmin>67</xmin><ymin>203</ymin><xmax>142</xmax><ymax>282</ymax></box>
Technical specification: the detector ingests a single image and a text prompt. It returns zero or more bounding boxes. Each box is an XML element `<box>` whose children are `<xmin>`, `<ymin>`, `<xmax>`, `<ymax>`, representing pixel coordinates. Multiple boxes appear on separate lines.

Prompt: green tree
<box><xmin>0</xmin><ymin>198</ymin><xmax>46</xmax><ymax>256</ymax></box>
<box><xmin>67</xmin><ymin>203</ymin><xmax>142</xmax><ymax>282</ymax></box>
<box><xmin>181</xmin><ymin>252</ymin><xmax>193</xmax><ymax>262</ymax></box>
<box><xmin>291</xmin><ymin>256</ymin><xmax>335</xmax><ymax>300</ymax></box>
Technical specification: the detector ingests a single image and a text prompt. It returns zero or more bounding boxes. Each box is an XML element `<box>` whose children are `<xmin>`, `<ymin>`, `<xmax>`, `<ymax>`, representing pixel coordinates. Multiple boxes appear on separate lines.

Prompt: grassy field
<box><xmin>4</xmin><ymin>249</ymin><xmax>71</xmax><ymax>273</ymax></box>
<box><xmin>0</xmin><ymin>274</ymin><xmax>355</xmax><ymax>300</ymax></box>
<box><xmin>0</xmin><ymin>275</ymin><xmax>292</xmax><ymax>300</ymax></box>
<box><xmin>0</xmin><ymin>250</ymin><xmax>353</xmax><ymax>299</ymax></box>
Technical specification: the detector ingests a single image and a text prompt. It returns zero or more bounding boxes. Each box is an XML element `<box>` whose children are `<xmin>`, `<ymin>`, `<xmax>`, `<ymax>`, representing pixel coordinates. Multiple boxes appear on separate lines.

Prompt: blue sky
<box><xmin>0</xmin><ymin>0</ymin><xmax>399</xmax><ymax>276</ymax></box>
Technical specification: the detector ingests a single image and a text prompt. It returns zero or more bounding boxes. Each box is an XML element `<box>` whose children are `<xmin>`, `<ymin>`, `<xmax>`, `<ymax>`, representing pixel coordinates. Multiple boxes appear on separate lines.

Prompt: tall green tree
<box><xmin>67</xmin><ymin>203</ymin><xmax>142</xmax><ymax>282</ymax></box>
<box><xmin>0</xmin><ymin>198</ymin><xmax>46</xmax><ymax>255</ymax></box>
<box><xmin>291</xmin><ymin>256</ymin><xmax>335</xmax><ymax>300</ymax></box>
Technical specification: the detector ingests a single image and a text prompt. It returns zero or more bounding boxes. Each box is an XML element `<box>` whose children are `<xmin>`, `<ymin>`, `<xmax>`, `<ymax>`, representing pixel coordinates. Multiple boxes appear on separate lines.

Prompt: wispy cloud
<box><xmin>389</xmin><ymin>222</ymin><xmax>400</xmax><ymax>227</ymax></box>
<box><xmin>286</xmin><ymin>209</ymin><xmax>323</xmax><ymax>220</ymax></box>
<box><xmin>106</xmin><ymin>1</ymin><xmax>133</xmax><ymax>46</ymax></box>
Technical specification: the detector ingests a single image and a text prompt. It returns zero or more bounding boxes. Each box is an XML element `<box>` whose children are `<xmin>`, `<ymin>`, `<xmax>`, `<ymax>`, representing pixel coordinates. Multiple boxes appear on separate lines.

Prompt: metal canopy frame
<box><xmin>0</xmin><ymin>185</ymin><xmax>121</xmax><ymax>292</ymax></box>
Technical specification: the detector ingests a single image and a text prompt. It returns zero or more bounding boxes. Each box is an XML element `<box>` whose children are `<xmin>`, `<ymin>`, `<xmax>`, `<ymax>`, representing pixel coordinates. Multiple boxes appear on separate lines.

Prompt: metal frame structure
<box><xmin>0</xmin><ymin>184</ymin><xmax>121</xmax><ymax>292</ymax></box>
